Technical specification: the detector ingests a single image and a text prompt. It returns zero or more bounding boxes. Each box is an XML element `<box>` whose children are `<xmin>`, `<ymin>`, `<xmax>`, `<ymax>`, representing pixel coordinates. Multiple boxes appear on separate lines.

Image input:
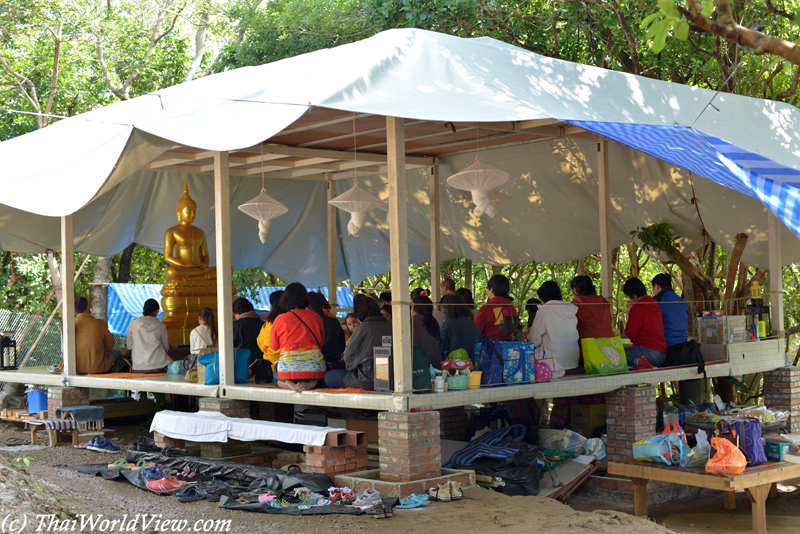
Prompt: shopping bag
<box><xmin>633</xmin><ymin>433</ymin><xmax>690</xmax><ymax>465</ymax></box>
<box><xmin>498</xmin><ymin>342</ymin><xmax>536</xmax><ymax>383</ymax></box>
<box><xmin>474</xmin><ymin>337</ymin><xmax>504</xmax><ymax>387</ymax></box>
<box><xmin>197</xmin><ymin>349</ymin><xmax>251</xmax><ymax>385</ymax></box>
<box><xmin>706</xmin><ymin>437</ymin><xmax>747</xmax><ymax>476</ymax></box>
<box><xmin>732</xmin><ymin>417</ymin><xmax>767</xmax><ymax>466</ymax></box>
<box><xmin>581</xmin><ymin>337</ymin><xmax>628</xmax><ymax>375</ymax></box>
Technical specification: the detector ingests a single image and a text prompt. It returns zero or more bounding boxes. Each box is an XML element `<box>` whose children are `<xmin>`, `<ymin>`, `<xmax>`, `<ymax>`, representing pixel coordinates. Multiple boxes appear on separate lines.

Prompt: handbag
<box><xmin>474</xmin><ymin>337</ymin><xmax>504</xmax><ymax>387</ymax></box>
<box><xmin>498</xmin><ymin>342</ymin><xmax>536</xmax><ymax>384</ymax></box>
<box><xmin>184</xmin><ymin>368</ymin><xmax>198</xmax><ymax>383</ymax></box>
<box><xmin>168</xmin><ymin>361</ymin><xmax>186</xmax><ymax>375</ymax></box>
<box><xmin>731</xmin><ymin>417</ymin><xmax>767</xmax><ymax>465</ymax></box>
<box><xmin>581</xmin><ymin>337</ymin><xmax>628</xmax><ymax>375</ymax></box>
<box><xmin>183</xmin><ymin>354</ymin><xmax>198</xmax><ymax>371</ymax></box>
<box><xmin>663</xmin><ymin>339</ymin><xmax>706</xmax><ymax>377</ymax></box>
<box><xmin>196</xmin><ymin>349</ymin><xmax>251</xmax><ymax>385</ymax></box>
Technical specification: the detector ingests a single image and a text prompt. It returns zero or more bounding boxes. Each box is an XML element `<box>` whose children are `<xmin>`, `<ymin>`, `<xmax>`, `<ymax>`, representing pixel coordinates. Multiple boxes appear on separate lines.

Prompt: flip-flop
<box><xmin>74</xmin><ymin>443</ymin><xmax>89</xmax><ymax>449</ymax></box>
<box><xmin>163</xmin><ymin>447</ymin><xmax>188</xmax><ymax>457</ymax></box>
<box><xmin>397</xmin><ymin>494</ymin><xmax>430</xmax><ymax>509</ymax></box>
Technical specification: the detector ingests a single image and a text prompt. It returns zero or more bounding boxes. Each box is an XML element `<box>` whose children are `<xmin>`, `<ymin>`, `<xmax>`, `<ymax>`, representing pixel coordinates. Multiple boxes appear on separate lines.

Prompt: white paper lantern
<box><xmin>446</xmin><ymin>157</ymin><xmax>510</xmax><ymax>217</ymax></box>
<box><xmin>238</xmin><ymin>189</ymin><xmax>289</xmax><ymax>243</ymax></box>
<box><xmin>328</xmin><ymin>183</ymin><xmax>386</xmax><ymax>237</ymax></box>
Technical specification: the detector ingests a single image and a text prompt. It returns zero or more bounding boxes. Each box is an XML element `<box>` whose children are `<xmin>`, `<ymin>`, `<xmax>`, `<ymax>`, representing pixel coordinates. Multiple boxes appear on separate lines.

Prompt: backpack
<box><xmin>663</xmin><ymin>340</ymin><xmax>705</xmax><ymax>377</ymax></box>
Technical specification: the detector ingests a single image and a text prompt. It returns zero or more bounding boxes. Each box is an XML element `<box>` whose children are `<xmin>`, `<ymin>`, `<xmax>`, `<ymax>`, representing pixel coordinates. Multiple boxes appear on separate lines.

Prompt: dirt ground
<box><xmin>1</xmin><ymin>421</ymin><xmax>799</xmax><ymax>534</ymax></box>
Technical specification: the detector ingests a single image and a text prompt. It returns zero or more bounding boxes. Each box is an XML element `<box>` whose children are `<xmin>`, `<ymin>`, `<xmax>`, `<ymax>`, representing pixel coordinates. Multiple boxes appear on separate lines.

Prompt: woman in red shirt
<box><xmin>270</xmin><ymin>283</ymin><xmax>326</xmax><ymax>392</ymax></box>
<box><xmin>622</xmin><ymin>277</ymin><xmax>667</xmax><ymax>369</ymax></box>
<box><xmin>570</xmin><ymin>276</ymin><xmax>615</xmax><ymax>337</ymax></box>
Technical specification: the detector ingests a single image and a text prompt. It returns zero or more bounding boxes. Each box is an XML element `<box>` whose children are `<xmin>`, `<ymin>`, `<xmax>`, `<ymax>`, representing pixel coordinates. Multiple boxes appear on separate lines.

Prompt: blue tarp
<box><xmin>106</xmin><ymin>284</ymin><xmax>354</xmax><ymax>337</ymax></box>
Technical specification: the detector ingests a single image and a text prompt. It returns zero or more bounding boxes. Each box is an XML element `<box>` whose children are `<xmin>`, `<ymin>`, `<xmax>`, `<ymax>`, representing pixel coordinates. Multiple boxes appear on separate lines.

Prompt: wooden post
<box><xmin>630</xmin><ymin>477</ymin><xmax>648</xmax><ymax>517</ymax></box>
<box><xmin>327</xmin><ymin>174</ymin><xmax>338</xmax><ymax>309</ymax></box>
<box><xmin>597</xmin><ymin>140</ymin><xmax>612</xmax><ymax>298</ymax></box>
<box><xmin>387</xmin><ymin>116</ymin><xmax>412</xmax><ymax>396</ymax></box>
<box><xmin>61</xmin><ymin>215</ymin><xmax>76</xmax><ymax>376</ymax></box>
<box><xmin>768</xmin><ymin>212</ymin><xmax>784</xmax><ymax>337</ymax></box>
<box><xmin>429</xmin><ymin>160</ymin><xmax>441</xmax><ymax>302</ymax></box>
<box><xmin>214</xmin><ymin>152</ymin><xmax>234</xmax><ymax>388</ymax></box>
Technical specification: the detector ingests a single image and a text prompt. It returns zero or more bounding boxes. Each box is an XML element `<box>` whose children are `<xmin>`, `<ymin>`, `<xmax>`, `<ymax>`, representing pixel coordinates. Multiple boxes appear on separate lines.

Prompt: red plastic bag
<box><xmin>705</xmin><ymin>437</ymin><xmax>747</xmax><ymax>476</ymax></box>
<box><xmin>662</xmin><ymin>421</ymin><xmax>687</xmax><ymax>443</ymax></box>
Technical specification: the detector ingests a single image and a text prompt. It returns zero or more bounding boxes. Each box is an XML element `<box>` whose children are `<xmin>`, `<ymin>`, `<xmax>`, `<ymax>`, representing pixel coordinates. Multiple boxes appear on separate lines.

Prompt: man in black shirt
<box><xmin>232</xmin><ymin>297</ymin><xmax>267</xmax><ymax>383</ymax></box>
<box><xmin>308</xmin><ymin>292</ymin><xmax>346</xmax><ymax>370</ymax></box>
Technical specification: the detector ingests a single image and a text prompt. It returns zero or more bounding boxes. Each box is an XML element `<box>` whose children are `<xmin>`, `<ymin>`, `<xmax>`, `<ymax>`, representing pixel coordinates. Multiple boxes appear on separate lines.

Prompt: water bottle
<box><xmin>663</xmin><ymin>401</ymin><xmax>679</xmax><ymax>428</ymax></box>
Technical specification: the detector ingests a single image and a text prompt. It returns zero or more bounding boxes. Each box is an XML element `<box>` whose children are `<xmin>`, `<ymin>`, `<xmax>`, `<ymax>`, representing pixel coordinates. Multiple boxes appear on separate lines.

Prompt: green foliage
<box><xmin>630</xmin><ymin>221</ymin><xmax>681</xmax><ymax>255</ymax></box>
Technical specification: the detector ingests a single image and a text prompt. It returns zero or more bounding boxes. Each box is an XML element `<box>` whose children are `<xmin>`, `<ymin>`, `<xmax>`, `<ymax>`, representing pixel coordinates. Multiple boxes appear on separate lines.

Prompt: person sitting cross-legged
<box><xmin>622</xmin><ymin>277</ymin><xmax>667</xmax><ymax>369</ymax></box>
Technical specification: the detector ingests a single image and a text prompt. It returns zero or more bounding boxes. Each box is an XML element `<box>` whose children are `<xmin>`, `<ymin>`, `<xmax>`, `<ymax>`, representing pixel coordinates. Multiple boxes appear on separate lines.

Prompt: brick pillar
<box><xmin>47</xmin><ymin>387</ymin><xmax>89</xmax><ymax>419</ymax></box>
<box><xmin>764</xmin><ymin>367</ymin><xmax>800</xmax><ymax>433</ymax></box>
<box><xmin>304</xmin><ymin>444</ymin><xmax>368</xmax><ymax>475</ymax></box>
<box><xmin>606</xmin><ymin>385</ymin><xmax>657</xmax><ymax>461</ymax></box>
<box><xmin>153</xmin><ymin>432</ymin><xmax>186</xmax><ymax>449</ymax></box>
<box><xmin>378</xmin><ymin>411</ymin><xmax>441</xmax><ymax>482</ymax></box>
<box><xmin>257</xmin><ymin>402</ymin><xmax>295</xmax><ymax>422</ymax></box>
<box><xmin>439</xmin><ymin>407</ymin><xmax>467</xmax><ymax>441</ymax></box>
<box><xmin>198</xmin><ymin>397</ymin><xmax>251</xmax><ymax>458</ymax></box>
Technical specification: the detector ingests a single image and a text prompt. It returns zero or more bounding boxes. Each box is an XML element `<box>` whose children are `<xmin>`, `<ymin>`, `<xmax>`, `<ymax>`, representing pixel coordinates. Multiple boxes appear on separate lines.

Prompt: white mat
<box><xmin>150</xmin><ymin>410</ymin><xmax>342</xmax><ymax>446</ymax></box>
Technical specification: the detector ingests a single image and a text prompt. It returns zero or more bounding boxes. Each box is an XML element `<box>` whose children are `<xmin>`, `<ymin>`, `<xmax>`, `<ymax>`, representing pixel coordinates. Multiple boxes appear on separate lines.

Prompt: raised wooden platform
<box><xmin>609</xmin><ymin>457</ymin><xmax>800</xmax><ymax>534</ymax></box>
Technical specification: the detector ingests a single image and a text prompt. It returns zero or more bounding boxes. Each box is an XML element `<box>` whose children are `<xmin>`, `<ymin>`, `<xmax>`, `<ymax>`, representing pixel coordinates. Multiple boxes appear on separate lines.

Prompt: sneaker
<box><xmin>428</xmin><ymin>482</ymin><xmax>451</xmax><ymax>502</ymax></box>
<box><xmin>364</xmin><ymin>502</ymin><xmax>386</xmax><ymax>519</ymax></box>
<box><xmin>449</xmin><ymin>480</ymin><xmax>464</xmax><ymax>500</ymax></box>
<box><xmin>89</xmin><ymin>437</ymin><xmax>120</xmax><ymax>453</ymax></box>
<box><xmin>146</xmin><ymin>476</ymin><xmax>186</xmax><ymax>493</ymax></box>
<box><xmin>354</xmin><ymin>488</ymin><xmax>382</xmax><ymax>508</ymax></box>
<box><xmin>86</xmin><ymin>437</ymin><xmax>99</xmax><ymax>450</ymax></box>
<box><xmin>47</xmin><ymin>364</ymin><xmax>62</xmax><ymax>374</ymax></box>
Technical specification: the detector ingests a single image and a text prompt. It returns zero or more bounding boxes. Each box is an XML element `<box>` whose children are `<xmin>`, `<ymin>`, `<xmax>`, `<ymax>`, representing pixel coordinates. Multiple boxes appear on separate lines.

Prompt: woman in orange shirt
<box><xmin>269</xmin><ymin>283</ymin><xmax>326</xmax><ymax>393</ymax></box>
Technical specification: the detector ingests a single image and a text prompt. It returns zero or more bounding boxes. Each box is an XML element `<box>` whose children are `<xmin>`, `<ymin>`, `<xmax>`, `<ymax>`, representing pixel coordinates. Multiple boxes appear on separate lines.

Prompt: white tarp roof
<box><xmin>1</xmin><ymin>29</ymin><xmax>800</xmax><ymax>285</ymax></box>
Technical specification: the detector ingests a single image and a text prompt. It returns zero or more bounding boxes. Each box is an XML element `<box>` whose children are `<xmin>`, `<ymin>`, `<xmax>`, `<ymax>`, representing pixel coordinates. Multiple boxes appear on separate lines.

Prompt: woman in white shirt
<box><xmin>190</xmin><ymin>307</ymin><xmax>218</xmax><ymax>354</ymax></box>
<box><xmin>527</xmin><ymin>281</ymin><xmax>579</xmax><ymax>379</ymax></box>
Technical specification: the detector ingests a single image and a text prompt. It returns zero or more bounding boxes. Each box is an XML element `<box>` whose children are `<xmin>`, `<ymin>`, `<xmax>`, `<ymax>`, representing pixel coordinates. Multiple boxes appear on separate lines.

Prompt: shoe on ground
<box><xmin>89</xmin><ymin>437</ymin><xmax>120</xmax><ymax>453</ymax></box>
<box><xmin>354</xmin><ymin>488</ymin><xmax>382</xmax><ymax>508</ymax></box>
<box><xmin>449</xmin><ymin>480</ymin><xmax>464</xmax><ymax>500</ymax></box>
<box><xmin>47</xmin><ymin>364</ymin><xmax>62</xmax><ymax>374</ymax></box>
<box><xmin>364</xmin><ymin>502</ymin><xmax>386</xmax><ymax>519</ymax></box>
<box><xmin>107</xmin><ymin>459</ymin><xmax>134</xmax><ymax>470</ymax></box>
<box><xmin>428</xmin><ymin>482</ymin><xmax>452</xmax><ymax>502</ymax></box>
<box><xmin>146</xmin><ymin>476</ymin><xmax>186</xmax><ymax>493</ymax></box>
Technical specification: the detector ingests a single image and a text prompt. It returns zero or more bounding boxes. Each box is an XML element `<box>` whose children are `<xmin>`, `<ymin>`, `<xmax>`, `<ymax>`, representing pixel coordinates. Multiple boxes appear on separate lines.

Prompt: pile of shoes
<box><xmin>353</xmin><ymin>488</ymin><xmax>393</xmax><ymax>519</ymax></box>
<box><xmin>129</xmin><ymin>436</ymin><xmax>188</xmax><ymax>456</ymax></box>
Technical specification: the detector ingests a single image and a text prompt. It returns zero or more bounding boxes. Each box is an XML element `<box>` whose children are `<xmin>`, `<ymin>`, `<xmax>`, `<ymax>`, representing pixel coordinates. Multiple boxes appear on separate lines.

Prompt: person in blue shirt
<box><xmin>651</xmin><ymin>273</ymin><xmax>688</xmax><ymax>348</ymax></box>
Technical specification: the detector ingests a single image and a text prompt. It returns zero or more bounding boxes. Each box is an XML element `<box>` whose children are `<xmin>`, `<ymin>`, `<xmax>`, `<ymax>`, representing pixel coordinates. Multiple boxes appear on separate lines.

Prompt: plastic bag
<box><xmin>706</xmin><ymin>437</ymin><xmax>746</xmax><ymax>476</ymax></box>
<box><xmin>633</xmin><ymin>433</ymin><xmax>690</xmax><ymax>465</ymax></box>
<box><xmin>489</xmin><ymin>449</ymin><xmax>541</xmax><ymax>496</ymax></box>
<box><xmin>680</xmin><ymin>429</ymin><xmax>710</xmax><ymax>467</ymax></box>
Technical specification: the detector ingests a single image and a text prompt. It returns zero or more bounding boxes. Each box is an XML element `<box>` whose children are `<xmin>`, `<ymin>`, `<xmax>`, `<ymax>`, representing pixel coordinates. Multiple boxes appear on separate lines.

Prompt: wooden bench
<box><xmin>608</xmin><ymin>457</ymin><xmax>800</xmax><ymax>534</ymax></box>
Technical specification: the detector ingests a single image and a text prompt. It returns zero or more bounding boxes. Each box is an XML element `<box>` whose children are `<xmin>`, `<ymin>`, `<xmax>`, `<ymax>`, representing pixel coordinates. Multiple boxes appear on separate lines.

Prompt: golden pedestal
<box><xmin>161</xmin><ymin>279</ymin><xmax>236</xmax><ymax>347</ymax></box>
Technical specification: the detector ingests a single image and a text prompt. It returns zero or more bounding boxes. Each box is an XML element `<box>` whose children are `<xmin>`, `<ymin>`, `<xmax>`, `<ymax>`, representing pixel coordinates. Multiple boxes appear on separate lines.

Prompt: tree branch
<box><xmin>678</xmin><ymin>3</ymin><xmax>800</xmax><ymax>66</ymax></box>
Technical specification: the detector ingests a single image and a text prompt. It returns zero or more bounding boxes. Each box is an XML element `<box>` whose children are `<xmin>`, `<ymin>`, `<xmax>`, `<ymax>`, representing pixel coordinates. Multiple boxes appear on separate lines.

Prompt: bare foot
<box><xmin>294</xmin><ymin>382</ymin><xmax>309</xmax><ymax>393</ymax></box>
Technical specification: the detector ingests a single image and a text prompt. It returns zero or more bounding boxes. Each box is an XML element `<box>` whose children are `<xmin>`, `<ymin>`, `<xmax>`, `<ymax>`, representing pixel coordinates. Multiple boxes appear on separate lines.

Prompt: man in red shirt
<box><xmin>474</xmin><ymin>275</ymin><xmax>519</xmax><ymax>341</ymax></box>
<box><xmin>622</xmin><ymin>277</ymin><xmax>667</xmax><ymax>369</ymax></box>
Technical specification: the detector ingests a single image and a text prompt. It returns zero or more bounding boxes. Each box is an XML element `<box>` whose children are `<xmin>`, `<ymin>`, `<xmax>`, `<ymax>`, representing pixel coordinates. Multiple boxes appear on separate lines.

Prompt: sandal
<box><xmin>163</xmin><ymin>447</ymin><xmax>188</xmax><ymax>457</ymax></box>
<box><xmin>132</xmin><ymin>459</ymin><xmax>155</xmax><ymax>472</ymax></box>
<box><xmin>107</xmin><ymin>459</ymin><xmax>134</xmax><ymax>470</ymax></box>
<box><xmin>176</xmin><ymin>486</ymin><xmax>207</xmax><ymax>503</ymax></box>
<box><xmin>285</xmin><ymin>464</ymin><xmax>302</xmax><ymax>476</ymax></box>
<box><xmin>397</xmin><ymin>494</ymin><xmax>430</xmax><ymax>509</ymax></box>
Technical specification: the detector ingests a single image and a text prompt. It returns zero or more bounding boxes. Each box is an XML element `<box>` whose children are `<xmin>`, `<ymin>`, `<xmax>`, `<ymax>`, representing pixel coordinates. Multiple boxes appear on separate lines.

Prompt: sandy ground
<box><xmin>1</xmin><ymin>421</ymin><xmax>798</xmax><ymax>534</ymax></box>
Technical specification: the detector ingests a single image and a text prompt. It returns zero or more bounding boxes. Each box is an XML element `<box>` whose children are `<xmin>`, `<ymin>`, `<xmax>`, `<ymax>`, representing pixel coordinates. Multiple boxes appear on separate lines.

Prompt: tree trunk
<box><xmin>576</xmin><ymin>257</ymin><xmax>585</xmax><ymax>276</ymax></box>
<box><xmin>723</xmin><ymin>233</ymin><xmax>748</xmax><ymax>314</ymax></box>
<box><xmin>492</xmin><ymin>265</ymin><xmax>504</xmax><ymax>276</ymax></box>
<box><xmin>464</xmin><ymin>259</ymin><xmax>473</xmax><ymax>293</ymax></box>
<box><xmin>115</xmin><ymin>243</ymin><xmax>136</xmax><ymax>283</ymax></box>
<box><xmin>92</xmin><ymin>256</ymin><xmax>113</xmax><ymax>321</ymax></box>
<box><xmin>626</xmin><ymin>243</ymin><xmax>639</xmax><ymax>278</ymax></box>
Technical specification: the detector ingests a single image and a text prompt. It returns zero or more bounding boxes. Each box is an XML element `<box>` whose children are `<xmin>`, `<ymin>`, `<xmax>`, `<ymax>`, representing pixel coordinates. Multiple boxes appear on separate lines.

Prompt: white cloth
<box><xmin>150</xmin><ymin>410</ymin><xmax>230</xmax><ymax>442</ymax></box>
<box><xmin>527</xmin><ymin>300</ymin><xmax>579</xmax><ymax>377</ymax></box>
<box><xmin>432</xmin><ymin>309</ymin><xmax>445</xmax><ymax>328</ymax></box>
<box><xmin>150</xmin><ymin>410</ymin><xmax>342</xmax><ymax>446</ymax></box>
<box><xmin>190</xmin><ymin>324</ymin><xmax>214</xmax><ymax>355</ymax></box>
<box><xmin>126</xmin><ymin>316</ymin><xmax>171</xmax><ymax>371</ymax></box>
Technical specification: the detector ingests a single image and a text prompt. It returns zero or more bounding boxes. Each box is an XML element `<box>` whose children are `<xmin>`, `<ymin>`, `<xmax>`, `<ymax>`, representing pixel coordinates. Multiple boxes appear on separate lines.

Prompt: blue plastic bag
<box><xmin>167</xmin><ymin>361</ymin><xmax>186</xmax><ymax>375</ymax></box>
<box><xmin>474</xmin><ymin>337</ymin><xmax>504</xmax><ymax>387</ymax></box>
<box><xmin>197</xmin><ymin>349</ymin><xmax>251</xmax><ymax>385</ymax></box>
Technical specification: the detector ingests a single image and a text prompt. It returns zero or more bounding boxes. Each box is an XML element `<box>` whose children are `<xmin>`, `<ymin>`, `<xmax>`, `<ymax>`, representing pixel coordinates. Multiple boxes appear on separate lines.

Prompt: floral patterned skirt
<box><xmin>275</xmin><ymin>349</ymin><xmax>326</xmax><ymax>380</ymax></box>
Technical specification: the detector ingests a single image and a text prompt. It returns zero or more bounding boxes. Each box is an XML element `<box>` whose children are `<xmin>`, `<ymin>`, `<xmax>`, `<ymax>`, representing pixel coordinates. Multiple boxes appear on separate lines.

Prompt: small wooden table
<box><xmin>609</xmin><ymin>458</ymin><xmax>800</xmax><ymax>534</ymax></box>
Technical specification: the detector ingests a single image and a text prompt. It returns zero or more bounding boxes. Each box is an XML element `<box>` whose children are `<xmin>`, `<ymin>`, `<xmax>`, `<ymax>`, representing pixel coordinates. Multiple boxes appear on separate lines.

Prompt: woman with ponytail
<box><xmin>190</xmin><ymin>307</ymin><xmax>218</xmax><ymax>354</ymax></box>
<box><xmin>412</xmin><ymin>295</ymin><xmax>442</xmax><ymax>368</ymax></box>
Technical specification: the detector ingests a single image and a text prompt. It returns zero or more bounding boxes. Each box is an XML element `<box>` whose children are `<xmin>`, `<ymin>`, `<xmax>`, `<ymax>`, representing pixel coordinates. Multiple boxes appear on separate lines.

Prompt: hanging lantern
<box><xmin>238</xmin><ymin>188</ymin><xmax>289</xmax><ymax>243</ymax></box>
<box><xmin>446</xmin><ymin>157</ymin><xmax>509</xmax><ymax>217</ymax></box>
<box><xmin>471</xmin><ymin>189</ymin><xmax>511</xmax><ymax>218</ymax></box>
<box><xmin>328</xmin><ymin>182</ymin><xmax>385</xmax><ymax>236</ymax></box>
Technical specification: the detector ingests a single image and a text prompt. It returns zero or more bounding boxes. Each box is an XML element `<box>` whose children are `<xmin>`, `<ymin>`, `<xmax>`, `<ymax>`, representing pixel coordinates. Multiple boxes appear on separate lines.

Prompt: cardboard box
<box><xmin>570</xmin><ymin>403</ymin><xmax>606</xmax><ymax>433</ymax></box>
<box><xmin>697</xmin><ymin>316</ymin><xmax>748</xmax><ymax>344</ymax></box>
<box><xmin>571</xmin><ymin>422</ymin><xmax>604</xmax><ymax>438</ymax></box>
<box><xmin>347</xmin><ymin>419</ymin><xmax>379</xmax><ymax>443</ymax></box>
<box><xmin>765</xmin><ymin>438</ymin><xmax>791</xmax><ymax>462</ymax></box>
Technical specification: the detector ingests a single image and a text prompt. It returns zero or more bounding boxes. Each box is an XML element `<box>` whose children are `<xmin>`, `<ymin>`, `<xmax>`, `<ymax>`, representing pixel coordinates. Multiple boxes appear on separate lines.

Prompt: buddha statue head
<box><xmin>176</xmin><ymin>180</ymin><xmax>197</xmax><ymax>224</ymax></box>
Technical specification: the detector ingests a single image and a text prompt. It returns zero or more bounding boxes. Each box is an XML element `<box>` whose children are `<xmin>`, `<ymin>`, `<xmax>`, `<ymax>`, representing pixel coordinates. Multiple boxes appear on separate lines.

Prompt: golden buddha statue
<box><xmin>160</xmin><ymin>181</ymin><xmax>235</xmax><ymax>346</ymax></box>
<box><xmin>165</xmin><ymin>182</ymin><xmax>215</xmax><ymax>281</ymax></box>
